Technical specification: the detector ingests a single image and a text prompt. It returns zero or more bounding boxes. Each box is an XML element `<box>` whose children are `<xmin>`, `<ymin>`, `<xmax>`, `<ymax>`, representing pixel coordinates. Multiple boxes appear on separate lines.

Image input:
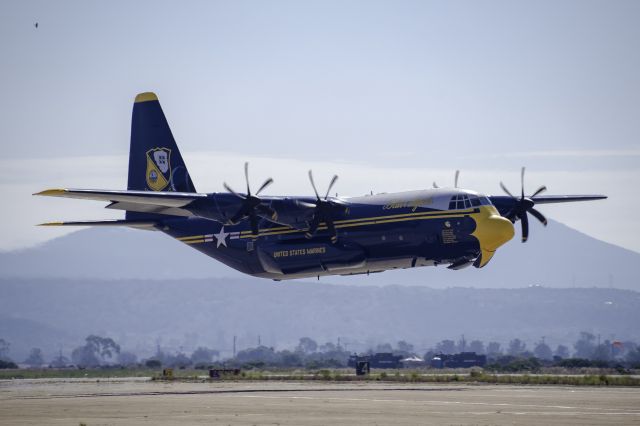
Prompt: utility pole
<box><xmin>258</xmin><ymin>335</ymin><xmax>261</xmax><ymax>347</ymax></box>
<box><xmin>233</xmin><ymin>335</ymin><xmax>237</xmax><ymax>358</ymax></box>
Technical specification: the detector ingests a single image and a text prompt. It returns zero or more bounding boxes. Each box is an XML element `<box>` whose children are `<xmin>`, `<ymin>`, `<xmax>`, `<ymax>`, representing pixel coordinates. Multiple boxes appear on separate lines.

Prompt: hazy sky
<box><xmin>1</xmin><ymin>0</ymin><xmax>639</xmax><ymax>252</ymax></box>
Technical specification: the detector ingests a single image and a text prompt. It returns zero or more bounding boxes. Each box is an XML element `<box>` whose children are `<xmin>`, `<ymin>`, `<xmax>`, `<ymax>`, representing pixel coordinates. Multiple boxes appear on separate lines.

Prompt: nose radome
<box><xmin>483</xmin><ymin>215</ymin><xmax>515</xmax><ymax>251</ymax></box>
<box><xmin>472</xmin><ymin>212</ymin><xmax>515</xmax><ymax>268</ymax></box>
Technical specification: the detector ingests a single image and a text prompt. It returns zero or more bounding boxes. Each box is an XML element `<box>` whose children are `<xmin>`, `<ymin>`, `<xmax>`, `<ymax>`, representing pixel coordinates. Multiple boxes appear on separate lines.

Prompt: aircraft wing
<box><xmin>523</xmin><ymin>195</ymin><xmax>607</xmax><ymax>204</ymax></box>
<box><xmin>38</xmin><ymin>219</ymin><xmax>159</xmax><ymax>230</ymax></box>
<box><xmin>34</xmin><ymin>188</ymin><xmax>208</xmax><ymax>217</ymax></box>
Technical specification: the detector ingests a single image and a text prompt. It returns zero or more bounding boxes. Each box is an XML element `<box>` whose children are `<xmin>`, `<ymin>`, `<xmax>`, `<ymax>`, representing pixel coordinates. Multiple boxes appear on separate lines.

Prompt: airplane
<box><xmin>35</xmin><ymin>92</ymin><xmax>607</xmax><ymax>280</ymax></box>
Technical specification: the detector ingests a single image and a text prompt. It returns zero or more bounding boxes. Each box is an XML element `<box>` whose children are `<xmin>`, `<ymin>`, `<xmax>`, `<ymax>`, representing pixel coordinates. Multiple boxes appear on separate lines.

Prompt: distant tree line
<box><xmin>1</xmin><ymin>331</ymin><xmax>640</xmax><ymax>370</ymax></box>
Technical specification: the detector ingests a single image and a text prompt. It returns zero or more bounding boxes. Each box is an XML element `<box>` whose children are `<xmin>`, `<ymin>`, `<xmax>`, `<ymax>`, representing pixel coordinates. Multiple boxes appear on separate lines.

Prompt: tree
<box><xmin>296</xmin><ymin>337</ymin><xmax>318</xmax><ymax>354</ymax></box>
<box><xmin>574</xmin><ymin>332</ymin><xmax>596</xmax><ymax>359</ymax></box>
<box><xmin>165</xmin><ymin>352</ymin><xmax>191</xmax><ymax>368</ymax></box>
<box><xmin>191</xmin><ymin>347</ymin><xmax>219</xmax><ymax>365</ymax></box>
<box><xmin>554</xmin><ymin>344</ymin><xmax>570</xmax><ymax>359</ymax></box>
<box><xmin>235</xmin><ymin>346</ymin><xmax>278</xmax><ymax>364</ymax></box>
<box><xmin>533</xmin><ymin>342</ymin><xmax>552</xmax><ymax>360</ymax></box>
<box><xmin>397</xmin><ymin>341</ymin><xmax>414</xmax><ymax>355</ymax></box>
<box><xmin>71</xmin><ymin>335</ymin><xmax>121</xmax><ymax>367</ymax></box>
<box><xmin>25</xmin><ymin>348</ymin><xmax>44</xmax><ymax>367</ymax></box>
<box><xmin>145</xmin><ymin>359</ymin><xmax>161</xmax><ymax>368</ymax></box>
<box><xmin>319</xmin><ymin>342</ymin><xmax>337</xmax><ymax>353</ymax></box>
<box><xmin>626</xmin><ymin>347</ymin><xmax>640</xmax><ymax>366</ymax></box>
<box><xmin>468</xmin><ymin>340</ymin><xmax>485</xmax><ymax>354</ymax></box>
<box><xmin>86</xmin><ymin>335</ymin><xmax>120</xmax><ymax>361</ymax></box>
<box><xmin>0</xmin><ymin>339</ymin><xmax>10</xmax><ymax>360</ymax></box>
<box><xmin>117</xmin><ymin>351</ymin><xmax>138</xmax><ymax>366</ymax></box>
<box><xmin>50</xmin><ymin>352</ymin><xmax>70</xmax><ymax>368</ymax></box>
<box><xmin>486</xmin><ymin>342</ymin><xmax>502</xmax><ymax>357</ymax></box>
<box><xmin>507</xmin><ymin>339</ymin><xmax>526</xmax><ymax>356</ymax></box>
<box><xmin>435</xmin><ymin>340</ymin><xmax>456</xmax><ymax>355</ymax></box>
<box><xmin>592</xmin><ymin>341</ymin><xmax>611</xmax><ymax>361</ymax></box>
<box><xmin>0</xmin><ymin>360</ymin><xmax>18</xmax><ymax>369</ymax></box>
<box><xmin>374</xmin><ymin>343</ymin><xmax>393</xmax><ymax>353</ymax></box>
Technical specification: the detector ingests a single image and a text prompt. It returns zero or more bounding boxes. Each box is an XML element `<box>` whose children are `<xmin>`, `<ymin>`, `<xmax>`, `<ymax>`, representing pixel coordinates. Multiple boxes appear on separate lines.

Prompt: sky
<box><xmin>1</xmin><ymin>0</ymin><xmax>639</xmax><ymax>252</ymax></box>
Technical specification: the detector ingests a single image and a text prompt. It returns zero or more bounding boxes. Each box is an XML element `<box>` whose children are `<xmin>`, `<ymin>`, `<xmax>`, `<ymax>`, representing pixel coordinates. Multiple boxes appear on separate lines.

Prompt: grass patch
<box><xmin>3</xmin><ymin>368</ymin><xmax>640</xmax><ymax>387</ymax></box>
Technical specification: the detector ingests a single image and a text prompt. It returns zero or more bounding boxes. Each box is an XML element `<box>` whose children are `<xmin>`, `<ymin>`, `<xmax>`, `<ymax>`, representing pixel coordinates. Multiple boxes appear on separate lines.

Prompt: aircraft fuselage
<box><xmin>161</xmin><ymin>188</ymin><xmax>514</xmax><ymax>280</ymax></box>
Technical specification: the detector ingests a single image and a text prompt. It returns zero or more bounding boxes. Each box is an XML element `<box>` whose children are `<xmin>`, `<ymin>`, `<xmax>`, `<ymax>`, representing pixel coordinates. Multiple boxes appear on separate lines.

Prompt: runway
<box><xmin>1</xmin><ymin>378</ymin><xmax>639</xmax><ymax>425</ymax></box>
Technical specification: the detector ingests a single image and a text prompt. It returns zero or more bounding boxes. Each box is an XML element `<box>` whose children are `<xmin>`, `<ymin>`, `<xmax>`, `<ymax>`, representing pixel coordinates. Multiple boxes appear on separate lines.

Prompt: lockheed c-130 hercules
<box><xmin>35</xmin><ymin>92</ymin><xmax>606</xmax><ymax>280</ymax></box>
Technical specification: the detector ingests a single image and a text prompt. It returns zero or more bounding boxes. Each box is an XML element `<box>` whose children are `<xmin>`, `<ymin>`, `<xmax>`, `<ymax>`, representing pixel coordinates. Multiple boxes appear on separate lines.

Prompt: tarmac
<box><xmin>1</xmin><ymin>378</ymin><xmax>639</xmax><ymax>425</ymax></box>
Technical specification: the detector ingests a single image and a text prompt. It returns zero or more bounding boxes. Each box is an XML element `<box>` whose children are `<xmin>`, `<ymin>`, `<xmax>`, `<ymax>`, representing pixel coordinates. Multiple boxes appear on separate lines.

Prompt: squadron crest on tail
<box><xmin>145</xmin><ymin>148</ymin><xmax>172</xmax><ymax>191</ymax></box>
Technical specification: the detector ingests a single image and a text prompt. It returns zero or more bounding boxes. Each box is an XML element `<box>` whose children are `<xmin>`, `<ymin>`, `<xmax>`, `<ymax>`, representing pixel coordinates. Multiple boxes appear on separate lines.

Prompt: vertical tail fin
<box><xmin>127</xmin><ymin>92</ymin><xmax>196</xmax><ymax>193</ymax></box>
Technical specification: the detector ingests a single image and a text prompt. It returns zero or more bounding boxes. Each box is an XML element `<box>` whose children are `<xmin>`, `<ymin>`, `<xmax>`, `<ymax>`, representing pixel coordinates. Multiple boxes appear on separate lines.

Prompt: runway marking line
<box><xmin>223</xmin><ymin>394</ymin><xmax>640</xmax><ymax>414</ymax></box>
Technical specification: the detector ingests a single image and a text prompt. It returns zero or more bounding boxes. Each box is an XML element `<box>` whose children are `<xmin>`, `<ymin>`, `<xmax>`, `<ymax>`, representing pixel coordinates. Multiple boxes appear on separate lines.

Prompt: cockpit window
<box><xmin>449</xmin><ymin>194</ymin><xmax>492</xmax><ymax>210</ymax></box>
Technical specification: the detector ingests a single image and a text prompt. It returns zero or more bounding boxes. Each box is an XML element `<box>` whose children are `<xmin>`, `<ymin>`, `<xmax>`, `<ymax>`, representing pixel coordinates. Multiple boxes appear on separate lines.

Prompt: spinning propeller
<box><xmin>499</xmin><ymin>167</ymin><xmax>548</xmax><ymax>243</ymax></box>
<box><xmin>223</xmin><ymin>162</ymin><xmax>278</xmax><ymax>237</ymax></box>
<box><xmin>433</xmin><ymin>170</ymin><xmax>460</xmax><ymax>189</ymax></box>
<box><xmin>304</xmin><ymin>170</ymin><xmax>346</xmax><ymax>243</ymax></box>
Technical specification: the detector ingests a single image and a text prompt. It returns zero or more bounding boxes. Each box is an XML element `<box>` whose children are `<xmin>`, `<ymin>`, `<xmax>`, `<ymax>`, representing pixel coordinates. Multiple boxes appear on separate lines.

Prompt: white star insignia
<box><xmin>214</xmin><ymin>226</ymin><xmax>230</xmax><ymax>248</ymax></box>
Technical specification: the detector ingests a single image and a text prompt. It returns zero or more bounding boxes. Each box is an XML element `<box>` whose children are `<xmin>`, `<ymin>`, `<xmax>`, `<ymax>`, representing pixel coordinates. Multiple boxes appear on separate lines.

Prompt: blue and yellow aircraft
<box><xmin>35</xmin><ymin>93</ymin><xmax>606</xmax><ymax>280</ymax></box>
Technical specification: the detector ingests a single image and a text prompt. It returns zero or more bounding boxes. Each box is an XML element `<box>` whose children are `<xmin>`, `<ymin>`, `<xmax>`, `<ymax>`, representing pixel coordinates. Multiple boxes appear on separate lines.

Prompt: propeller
<box><xmin>499</xmin><ymin>167</ymin><xmax>548</xmax><ymax>242</ymax></box>
<box><xmin>223</xmin><ymin>162</ymin><xmax>278</xmax><ymax>237</ymax></box>
<box><xmin>304</xmin><ymin>170</ymin><xmax>345</xmax><ymax>243</ymax></box>
<box><xmin>433</xmin><ymin>170</ymin><xmax>460</xmax><ymax>189</ymax></box>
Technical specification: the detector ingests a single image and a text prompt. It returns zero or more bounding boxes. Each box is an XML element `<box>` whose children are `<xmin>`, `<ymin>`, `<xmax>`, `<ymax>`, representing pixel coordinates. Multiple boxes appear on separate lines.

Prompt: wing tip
<box><xmin>135</xmin><ymin>92</ymin><xmax>158</xmax><ymax>103</ymax></box>
<box><xmin>33</xmin><ymin>189</ymin><xmax>66</xmax><ymax>196</ymax></box>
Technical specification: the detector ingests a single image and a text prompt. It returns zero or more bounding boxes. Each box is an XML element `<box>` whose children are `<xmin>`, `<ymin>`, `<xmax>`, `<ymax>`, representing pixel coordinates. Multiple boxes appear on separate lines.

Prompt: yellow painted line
<box><xmin>178</xmin><ymin>235</ymin><xmax>206</xmax><ymax>242</ymax></box>
<box><xmin>237</xmin><ymin>208</ymin><xmax>476</xmax><ymax>236</ymax></box>
<box><xmin>183</xmin><ymin>238</ymin><xmax>205</xmax><ymax>244</ymax></box>
<box><xmin>238</xmin><ymin>212</ymin><xmax>471</xmax><ymax>239</ymax></box>
<box><xmin>180</xmin><ymin>208</ymin><xmax>477</xmax><ymax>242</ymax></box>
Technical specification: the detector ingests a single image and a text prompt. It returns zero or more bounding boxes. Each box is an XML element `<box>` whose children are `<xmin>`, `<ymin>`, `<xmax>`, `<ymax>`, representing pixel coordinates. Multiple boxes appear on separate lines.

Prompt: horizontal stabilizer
<box><xmin>38</xmin><ymin>219</ymin><xmax>159</xmax><ymax>230</ymax></box>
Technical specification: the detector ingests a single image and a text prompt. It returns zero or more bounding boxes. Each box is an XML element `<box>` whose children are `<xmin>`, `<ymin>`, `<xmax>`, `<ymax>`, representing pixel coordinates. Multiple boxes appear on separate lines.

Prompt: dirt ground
<box><xmin>1</xmin><ymin>378</ymin><xmax>639</xmax><ymax>425</ymax></box>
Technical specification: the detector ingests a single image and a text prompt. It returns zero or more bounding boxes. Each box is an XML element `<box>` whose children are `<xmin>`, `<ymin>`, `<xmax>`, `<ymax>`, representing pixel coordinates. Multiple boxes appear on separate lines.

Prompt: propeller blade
<box><xmin>244</xmin><ymin>162</ymin><xmax>251</xmax><ymax>196</ymax></box>
<box><xmin>531</xmin><ymin>185</ymin><xmax>547</xmax><ymax>198</ymax></box>
<box><xmin>249</xmin><ymin>212</ymin><xmax>259</xmax><ymax>237</ymax></box>
<box><xmin>324</xmin><ymin>175</ymin><xmax>338</xmax><ymax>200</ymax></box>
<box><xmin>528</xmin><ymin>207</ymin><xmax>548</xmax><ymax>226</ymax></box>
<box><xmin>305</xmin><ymin>216</ymin><xmax>321</xmax><ymax>239</ymax></box>
<box><xmin>256</xmin><ymin>204</ymin><xmax>278</xmax><ymax>221</ymax></box>
<box><xmin>326</xmin><ymin>219</ymin><xmax>338</xmax><ymax>243</ymax></box>
<box><xmin>520</xmin><ymin>212</ymin><xmax>529</xmax><ymax>243</ymax></box>
<box><xmin>500</xmin><ymin>182</ymin><xmax>516</xmax><ymax>199</ymax></box>
<box><xmin>454</xmin><ymin>170</ymin><xmax>460</xmax><ymax>188</ymax></box>
<box><xmin>229</xmin><ymin>207</ymin><xmax>247</xmax><ymax>224</ymax></box>
<box><xmin>295</xmin><ymin>200</ymin><xmax>317</xmax><ymax>209</ymax></box>
<box><xmin>520</xmin><ymin>167</ymin><xmax>525</xmax><ymax>199</ymax></box>
<box><xmin>255</xmin><ymin>177</ymin><xmax>274</xmax><ymax>196</ymax></box>
<box><xmin>308</xmin><ymin>170</ymin><xmax>320</xmax><ymax>200</ymax></box>
<box><xmin>223</xmin><ymin>183</ymin><xmax>246</xmax><ymax>199</ymax></box>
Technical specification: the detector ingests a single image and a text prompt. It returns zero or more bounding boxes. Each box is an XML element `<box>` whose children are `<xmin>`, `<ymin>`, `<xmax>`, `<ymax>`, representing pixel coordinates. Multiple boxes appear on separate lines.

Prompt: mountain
<box><xmin>1</xmin><ymin>278</ymin><xmax>638</xmax><ymax>361</ymax></box>
<box><xmin>1</xmin><ymin>219</ymin><xmax>639</xmax><ymax>289</ymax></box>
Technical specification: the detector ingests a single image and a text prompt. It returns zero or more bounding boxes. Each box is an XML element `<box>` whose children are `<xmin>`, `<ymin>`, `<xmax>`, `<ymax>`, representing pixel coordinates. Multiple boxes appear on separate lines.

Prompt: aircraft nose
<box><xmin>482</xmin><ymin>215</ymin><xmax>515</xmax><ymax>252</ymax></box>
<box><xmin>472</xmin><ymin>212</ymin><xmax>515</xmax><ymax>268</ymax></box>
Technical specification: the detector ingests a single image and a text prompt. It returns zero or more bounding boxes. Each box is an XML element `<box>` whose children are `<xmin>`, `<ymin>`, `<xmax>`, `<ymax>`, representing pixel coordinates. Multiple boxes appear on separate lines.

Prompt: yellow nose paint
<box><xmin>471</xmin><ymin>206</ymin><xmax>515</xmax><ymax>267</ymax></box>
